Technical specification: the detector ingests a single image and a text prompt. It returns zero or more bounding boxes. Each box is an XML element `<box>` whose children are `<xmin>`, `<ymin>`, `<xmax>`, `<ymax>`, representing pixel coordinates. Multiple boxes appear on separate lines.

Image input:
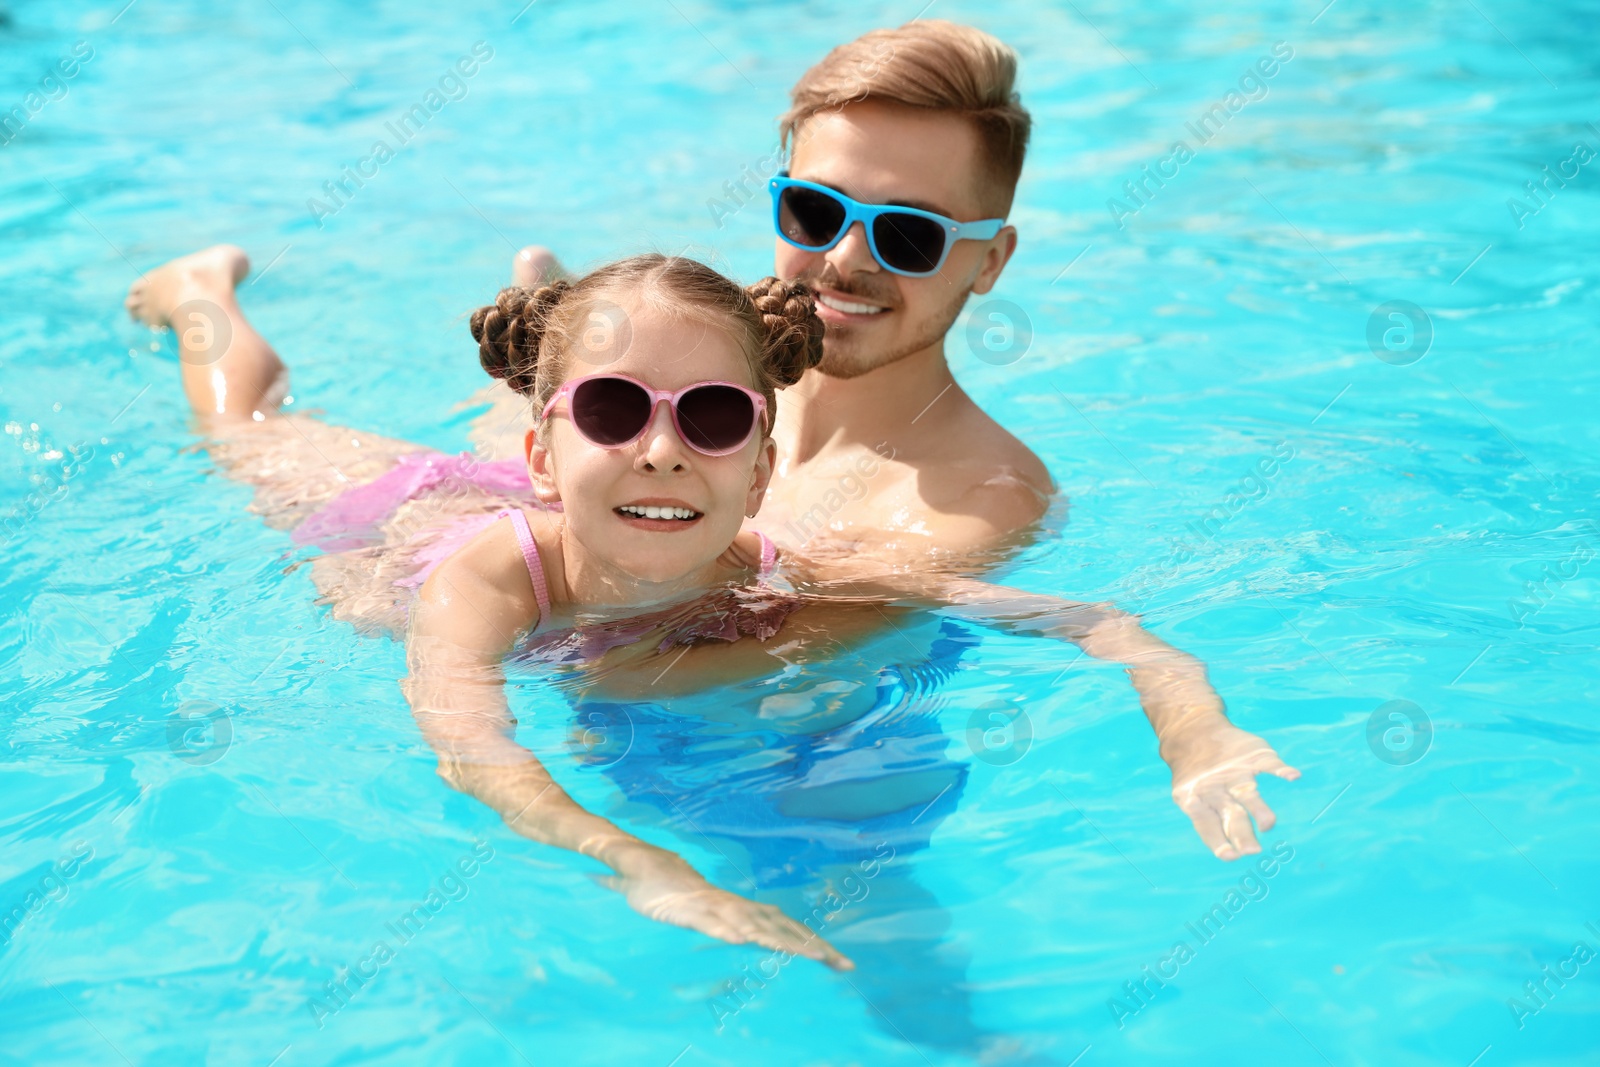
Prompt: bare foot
<box><xmin>125</xmin><ymin>244</ymin><xmax>250</xmax><ymax>328</ymax></box>
<box><xmin>126</xmin><ymin>244</ymin><xmax>290</xmax><ymax>420</ymax></box>
<box><xmin>511</xmin><ymin>245</ymin><xmax>566</xmax><ymax>289</ymax></box>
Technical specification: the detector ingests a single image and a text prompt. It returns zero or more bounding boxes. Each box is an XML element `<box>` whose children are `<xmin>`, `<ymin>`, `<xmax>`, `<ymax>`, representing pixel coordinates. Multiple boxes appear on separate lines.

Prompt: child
<box><xmin>129</xmin><ymin>246</ymin><xmax>857</xmax><ymax>969</ymax></box>
<box><xmin>406</xmin><ymin>255</ymin><xmax>865</xmax><ymax>970</ymax></box>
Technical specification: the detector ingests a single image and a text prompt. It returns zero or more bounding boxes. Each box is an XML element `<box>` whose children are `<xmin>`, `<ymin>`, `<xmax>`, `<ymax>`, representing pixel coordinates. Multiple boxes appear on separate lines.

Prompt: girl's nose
<box><xmin>636</xmin><ymin>401</ymin><xmax>688</xmax><ymax>472</ymax></box>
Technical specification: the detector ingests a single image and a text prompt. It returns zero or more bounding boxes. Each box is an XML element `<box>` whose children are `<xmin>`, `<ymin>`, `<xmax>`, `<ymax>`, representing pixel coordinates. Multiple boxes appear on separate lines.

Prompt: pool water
<box><xmin>3</xmin><ymin>0</ymin><xmax>1598</xmax><ymax>1064</ymax></box>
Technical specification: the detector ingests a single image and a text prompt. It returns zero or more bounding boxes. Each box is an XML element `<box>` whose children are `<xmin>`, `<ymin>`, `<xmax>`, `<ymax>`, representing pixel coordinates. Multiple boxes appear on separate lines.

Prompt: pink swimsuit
<box><xmin>292</xmin><ymin>449</ymin><xmax>792</xmax><ymax>650</ymax></box>
<box><xmin>291</xmin><ymin>452</ymin><xmax>537</xmax><ymax>553</ymax></box>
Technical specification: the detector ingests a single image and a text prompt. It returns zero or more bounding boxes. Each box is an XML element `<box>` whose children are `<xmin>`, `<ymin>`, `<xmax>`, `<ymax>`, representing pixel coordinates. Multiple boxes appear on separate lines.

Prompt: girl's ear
<box><xmin>526</xmin><ymin>428</ymin><xmax>561</xmax><ymax>504</ymax></box>
<box><xmin>744</xmin><ymin>438</ymin><xmax>776</xmax><ymax>518</ymax></box>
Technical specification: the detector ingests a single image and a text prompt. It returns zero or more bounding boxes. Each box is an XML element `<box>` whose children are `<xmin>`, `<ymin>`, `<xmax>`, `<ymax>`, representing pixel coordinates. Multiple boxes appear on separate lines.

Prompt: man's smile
<box><xmin>816</xmin><ymin>292</ymin><xmax>888</xmax><ymax>316</ymax></box>
<box><xmin>811</xmin><ymin>285</ymin><xmax>893</xmax><ymax>324</ymax></box>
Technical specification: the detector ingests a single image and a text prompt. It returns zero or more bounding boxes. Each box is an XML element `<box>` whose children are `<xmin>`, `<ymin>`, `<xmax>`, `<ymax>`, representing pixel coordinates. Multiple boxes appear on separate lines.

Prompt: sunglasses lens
<box><xmin>570</xmin><ymin>376</ymin><xmax>652</xmax><ymax>447</ymax></box>
<box><xmin>675</xmin><ymin>385</ymin><xmax>757</xmax><ymax>453</ymax></box>
<box><xmin>872</xmin><ymin>212</ymin><xmax>947</xmax><ymax>274</ymax></box>
<box><xmin>778</xmin><ymin>186</ymin><xmax>847</xmax><ymax>248</ymax></box>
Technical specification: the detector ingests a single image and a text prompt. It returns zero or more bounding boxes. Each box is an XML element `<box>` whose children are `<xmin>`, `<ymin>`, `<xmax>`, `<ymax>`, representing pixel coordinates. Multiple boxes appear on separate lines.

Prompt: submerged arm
<box><xmin>403</xmin><ymin>531</ymin><xmax>850</xmax><ymax>968</ymax></box>
<box><xmin>801</xmin><ymin>563</ymin><xmax>1299</xmax><ymax>859</ymax></box>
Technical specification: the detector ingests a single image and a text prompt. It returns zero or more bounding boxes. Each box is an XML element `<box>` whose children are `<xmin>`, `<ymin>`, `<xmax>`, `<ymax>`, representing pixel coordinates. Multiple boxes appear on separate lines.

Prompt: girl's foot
<box><xmin>126</xmin><ymin>244</ymin><xmax>289</xmax><ymax>421</ymax></box>
<box><xmin>511</xmin><ymin>245</ymin><xmax>566</xmax><ymax>289</ymax></box>
<box><xmin>125</xmin><ymin>244</ymin><xmax>251</xmax><ymax>328</ymax></box>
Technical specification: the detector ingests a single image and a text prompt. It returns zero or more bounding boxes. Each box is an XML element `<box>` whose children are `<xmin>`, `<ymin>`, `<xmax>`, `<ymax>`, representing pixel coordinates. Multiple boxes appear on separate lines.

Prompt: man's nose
<box><xmin>826</xmin><ymin>220</ymin><xmax>879</xmax><ymax>276</ymax></box>
<box><xmin>637</xmin><ymin>401</ymin><xmax>688</xmax><ymax>472</ymax></box>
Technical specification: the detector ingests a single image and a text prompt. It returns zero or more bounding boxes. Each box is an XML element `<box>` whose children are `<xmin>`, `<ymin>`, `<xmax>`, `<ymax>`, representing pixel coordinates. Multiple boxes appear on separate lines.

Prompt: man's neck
<box><xmin>778</xmin><ymin>341</ymin><xmax>955</xmax><ymax>463</ymax></box>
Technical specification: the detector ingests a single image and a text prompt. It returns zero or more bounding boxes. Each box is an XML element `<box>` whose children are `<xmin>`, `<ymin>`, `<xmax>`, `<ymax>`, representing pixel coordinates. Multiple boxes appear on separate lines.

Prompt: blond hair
<box><xmin>779</xmin><ymin>20</ymin><xmax>1031</xmax><ymax>215</ymax></box>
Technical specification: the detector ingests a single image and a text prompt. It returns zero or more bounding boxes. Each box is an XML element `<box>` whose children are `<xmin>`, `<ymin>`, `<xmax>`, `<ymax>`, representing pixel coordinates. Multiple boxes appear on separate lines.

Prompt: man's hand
<box><xmin>1164</xmin><ymin>721</ymin><xmax>1301</xmax><ymax>860</ymax></box>
<box><xmin>604</xmin><ymin>851</ymin><xmax>854</xmax><ymax>971</ymax></box>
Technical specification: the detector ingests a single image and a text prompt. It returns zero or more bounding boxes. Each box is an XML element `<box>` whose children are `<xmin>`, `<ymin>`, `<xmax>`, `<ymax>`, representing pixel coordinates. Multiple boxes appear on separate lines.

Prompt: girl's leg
<box><xmin>126</xmin><ymin>246</ymin><xmax>433</xmax><ymax>635</ymax></box>
<box><xmin>125</xmin><ymin>245</ymin><xmax>425</xmax><ymax>526</ymax></box>
<box><xmin>510</xmin><ymin>244</ymin><xmax>565</xmax><ymax>290</ymax></box>
<box><xmin>125</xmin><ymin>243</ymin><xmax>286</xmax><ymax>422</ymax></box>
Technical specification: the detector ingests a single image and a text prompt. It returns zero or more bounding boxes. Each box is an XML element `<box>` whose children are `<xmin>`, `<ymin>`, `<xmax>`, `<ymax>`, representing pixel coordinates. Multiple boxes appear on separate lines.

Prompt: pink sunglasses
<box><xmin>540</xmin><ymin>373</ymin><xmax>768</xmax><ymax>457</ymax></box>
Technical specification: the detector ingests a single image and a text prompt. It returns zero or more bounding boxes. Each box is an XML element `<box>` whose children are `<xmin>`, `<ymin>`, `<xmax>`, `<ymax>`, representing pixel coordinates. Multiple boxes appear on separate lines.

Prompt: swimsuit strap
<box><xmin>754</xmin><ymin>530</ymin><xmax>777</xmax><ymax>580</ymax></box>
<box><xmin>499</xmin><ymin>508</ymin><xmax>551</xmax><ymax>632</ymax></box>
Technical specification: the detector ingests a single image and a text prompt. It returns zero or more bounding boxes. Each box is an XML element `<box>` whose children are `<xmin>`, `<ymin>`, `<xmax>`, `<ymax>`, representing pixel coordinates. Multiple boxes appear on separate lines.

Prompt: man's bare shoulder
<box><xmin>914</xmin><ymin>393</ymin><xmax>1052</xmax><ymax>498</ymax></box>
<box><xmin>879</xmin><ymin>392</ymin><xmax>1055</xmax><ymax>550</ymax></box>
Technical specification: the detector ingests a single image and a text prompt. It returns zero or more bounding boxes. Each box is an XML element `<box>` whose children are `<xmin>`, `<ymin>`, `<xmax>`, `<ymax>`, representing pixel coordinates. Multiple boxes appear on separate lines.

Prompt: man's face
<box><xmin>776</xmin><ymin>99</ymin><xmax>1017</xmax><ymax>379</ymax></box>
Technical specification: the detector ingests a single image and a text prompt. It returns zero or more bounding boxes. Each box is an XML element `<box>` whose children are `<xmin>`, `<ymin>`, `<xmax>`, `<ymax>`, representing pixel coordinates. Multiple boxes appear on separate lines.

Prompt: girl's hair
<box><xmin>470</xmin><ymin>254</ymin><xmax>823</xmax><ymax>436</ymax></box>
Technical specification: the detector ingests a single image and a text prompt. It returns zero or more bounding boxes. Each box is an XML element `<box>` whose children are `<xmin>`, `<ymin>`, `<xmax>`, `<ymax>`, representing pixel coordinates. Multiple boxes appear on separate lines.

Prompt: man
<box><xmin>758</xmin><ymin>21</ymin><xmax>1051</xmax><ymax>557</ymax></box>
<box><xmin>474</xmin><ymin>21</ymin><xmax>1298</xmax><ymax>863</ymax></box>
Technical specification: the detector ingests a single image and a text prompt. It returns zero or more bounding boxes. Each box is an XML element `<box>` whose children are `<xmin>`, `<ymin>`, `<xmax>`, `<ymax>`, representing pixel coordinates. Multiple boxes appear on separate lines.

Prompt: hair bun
<box><xmin>470</xmin><ymin>282</ymin><xmax>569</xmax><ymax>396</ymax></box>
<box><xmin>746</xmin><ymin>277</ymin><xmax>824</xmax><ymax>387</ymax></box>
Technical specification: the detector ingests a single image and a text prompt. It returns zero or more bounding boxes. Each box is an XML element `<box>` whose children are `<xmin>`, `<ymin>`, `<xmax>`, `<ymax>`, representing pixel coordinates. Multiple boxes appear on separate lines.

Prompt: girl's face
<box><xmin>526</xmin><ymin>299</ymin><xmax>774</xmax><ymax>588</ymax></box>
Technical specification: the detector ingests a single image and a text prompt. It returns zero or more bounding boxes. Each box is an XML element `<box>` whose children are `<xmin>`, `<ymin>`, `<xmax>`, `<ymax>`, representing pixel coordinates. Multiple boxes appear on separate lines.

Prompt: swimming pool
<box><xmin>3</xmin><ymin>0</ymin><xmax>1597</xmax><ymax>1063</ymax></box>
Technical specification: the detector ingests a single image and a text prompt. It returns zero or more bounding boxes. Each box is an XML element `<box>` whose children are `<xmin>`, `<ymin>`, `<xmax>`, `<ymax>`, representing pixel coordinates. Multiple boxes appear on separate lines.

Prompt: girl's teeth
<box><xmin>619</xmin><ymin>505</ymin><xmax>698</xmax><ymax>520</ymax></box>
<box><xmin>818</xmin><ymin>293</ymin><xmax>886</xmax><ymax>315</ymax></box>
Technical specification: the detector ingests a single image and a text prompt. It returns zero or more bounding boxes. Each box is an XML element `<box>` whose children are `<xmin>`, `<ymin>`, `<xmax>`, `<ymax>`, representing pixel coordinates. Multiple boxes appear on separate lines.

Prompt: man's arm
<box><xmin>935</xmin><ymin>578</ymin><xmax>1300</xmax><ymax>860</ymax></box>
<box><xmin>790</xmin><ymin>558</ymin><xmax>1300</xmax><ymax>860</ymax></box>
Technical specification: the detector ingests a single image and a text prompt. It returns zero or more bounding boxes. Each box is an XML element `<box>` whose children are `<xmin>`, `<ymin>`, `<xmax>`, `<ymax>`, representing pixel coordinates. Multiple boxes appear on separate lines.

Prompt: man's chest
<box><xmin>757</xmin><ymin>446</ymin><xmax>929</xmax><ymax>549</ymax></box>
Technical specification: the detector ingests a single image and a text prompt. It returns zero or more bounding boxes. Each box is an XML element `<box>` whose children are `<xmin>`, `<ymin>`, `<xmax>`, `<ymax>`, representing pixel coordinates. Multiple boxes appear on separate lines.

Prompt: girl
<box><xmin>408</xmin><ymin>255</ymin><xmax>866</xmax><ymax>970</ymax></box>
<box><xmin>128</xmin><ymin>246</ymin><xmax>862</xmax><ymax>968</ymax></box>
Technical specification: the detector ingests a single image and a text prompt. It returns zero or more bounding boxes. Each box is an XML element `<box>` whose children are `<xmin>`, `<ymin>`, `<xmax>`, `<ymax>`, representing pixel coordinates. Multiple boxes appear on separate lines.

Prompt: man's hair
<box><xmin>779</xmin><ymin>20</ymin><xmax>1031</xmax><ymax>215</ymax></box>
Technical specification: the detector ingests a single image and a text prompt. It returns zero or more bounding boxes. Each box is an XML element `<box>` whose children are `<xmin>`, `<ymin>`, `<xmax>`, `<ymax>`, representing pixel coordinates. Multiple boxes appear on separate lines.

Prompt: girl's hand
<box><xmin>603</xmin><ymin>851</ymin><xmax>854</xmax><ymax>971</ymax></box>
<box><xmin>1164</xmin><ymin>721</ymin><xmax>1300</xmax><ymax>861</ymax></box>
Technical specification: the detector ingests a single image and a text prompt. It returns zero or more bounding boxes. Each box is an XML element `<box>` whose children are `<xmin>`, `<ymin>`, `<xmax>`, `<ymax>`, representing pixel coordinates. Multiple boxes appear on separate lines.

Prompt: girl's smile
<box><xmin>614</xmin><ymin>497</ymin><xmax>705</xmax><ymax>529</ymax></box>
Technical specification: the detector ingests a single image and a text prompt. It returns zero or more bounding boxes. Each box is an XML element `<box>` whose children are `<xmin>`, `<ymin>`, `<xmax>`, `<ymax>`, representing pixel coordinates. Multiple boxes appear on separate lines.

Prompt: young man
<box><xmin>756</xmin><ymin>21</ymin><xmax>1051</xmax><ymax>558</ymax></box>
<box><xmin>477</xmin><ymin>21</ymin><xmax>1298</xmax><ymax>864</ymax></box>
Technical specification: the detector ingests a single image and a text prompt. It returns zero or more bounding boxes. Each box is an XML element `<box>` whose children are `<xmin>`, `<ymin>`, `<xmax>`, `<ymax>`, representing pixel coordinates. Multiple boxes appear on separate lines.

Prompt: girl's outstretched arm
<box><xmin>793</xmin><ymin>562</ymin><xmax>1299</xmax><ymax>861</ymax></box>
<box><xmin>403</xmin><ymin>524</ymin><xmax>852</xmax><ymax>970</ymax></box>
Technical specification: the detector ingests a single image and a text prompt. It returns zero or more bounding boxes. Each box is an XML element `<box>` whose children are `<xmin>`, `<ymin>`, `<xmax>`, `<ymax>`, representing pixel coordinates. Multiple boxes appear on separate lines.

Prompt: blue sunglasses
<box><xmin>770</xmin><ymin>174</ymin><xmax>1003</xmax><ymax>277</ymax></box>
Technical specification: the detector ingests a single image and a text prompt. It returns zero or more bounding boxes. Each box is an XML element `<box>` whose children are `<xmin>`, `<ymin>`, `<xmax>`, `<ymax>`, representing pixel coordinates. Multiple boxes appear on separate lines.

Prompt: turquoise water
<box><xmin>3</xmin><ymin>0</ymin><xmax>1598</xmax><ymax>1063</ymax></box>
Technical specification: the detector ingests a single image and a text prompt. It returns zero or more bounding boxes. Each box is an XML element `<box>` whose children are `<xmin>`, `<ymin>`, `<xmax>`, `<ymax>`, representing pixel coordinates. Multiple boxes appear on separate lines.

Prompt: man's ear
<box><xmin>526</xmin><ymin>428</ymin><xmax>561</xmax><ymax>505</ymax></box>
<box><xmin>745</xmin><ymin>438</ymin><xmax>777</xmax><ymax>518</ymax></box>
<box><xmin>970</xmin><ymin>225</ymin><xmax>1019</xmax><ymax>296</ymax></box>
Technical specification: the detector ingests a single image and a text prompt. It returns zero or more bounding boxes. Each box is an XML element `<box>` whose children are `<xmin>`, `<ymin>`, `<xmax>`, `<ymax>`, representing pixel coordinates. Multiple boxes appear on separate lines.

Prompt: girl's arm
<box><xmin>794</xmin><ymin>563</ymin><xmax>1299</xmax><ymax>860</ymax></box>
<box><xmin>403</xmin><ymin>523</ymin><xmax>851</xmax><ymax>969</ymax></box>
